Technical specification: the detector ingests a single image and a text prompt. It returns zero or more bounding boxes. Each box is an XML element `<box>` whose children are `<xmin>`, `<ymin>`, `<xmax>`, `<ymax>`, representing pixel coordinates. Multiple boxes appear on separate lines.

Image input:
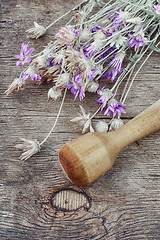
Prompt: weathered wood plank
<box><xmin>1</xmin><ymin>0</ymin><xmax>160</xmax><ymax>239</ymax></box>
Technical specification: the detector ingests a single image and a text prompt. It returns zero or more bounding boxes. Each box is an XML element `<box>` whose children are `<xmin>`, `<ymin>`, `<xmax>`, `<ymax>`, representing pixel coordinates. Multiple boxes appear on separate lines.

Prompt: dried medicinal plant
<box><xmin>6</xmin><ymin>0</ymin><xmax>160</xmax><ymax>160</ymax></box>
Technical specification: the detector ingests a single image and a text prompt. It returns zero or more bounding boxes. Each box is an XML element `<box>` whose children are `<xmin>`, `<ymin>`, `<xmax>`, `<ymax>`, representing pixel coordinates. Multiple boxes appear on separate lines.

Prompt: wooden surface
<box><xmin>0</xmin><ymin>0</ymin><xmax>160</xmax><ymax>239</ymax></box>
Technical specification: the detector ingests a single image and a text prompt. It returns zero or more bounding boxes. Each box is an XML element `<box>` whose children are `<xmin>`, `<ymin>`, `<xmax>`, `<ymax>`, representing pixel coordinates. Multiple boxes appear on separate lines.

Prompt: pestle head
<box><xmin>59</xmin><ymin>132</ymin><xmax>118</xmax><ymax>186</ymax></box>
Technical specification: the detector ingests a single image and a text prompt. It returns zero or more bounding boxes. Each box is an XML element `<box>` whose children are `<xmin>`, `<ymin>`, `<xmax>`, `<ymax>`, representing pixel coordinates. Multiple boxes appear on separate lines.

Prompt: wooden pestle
<box><xmin>59</xmin><ymin>100</ymin><xmax>160</xmax><ymax>186</ymax></box>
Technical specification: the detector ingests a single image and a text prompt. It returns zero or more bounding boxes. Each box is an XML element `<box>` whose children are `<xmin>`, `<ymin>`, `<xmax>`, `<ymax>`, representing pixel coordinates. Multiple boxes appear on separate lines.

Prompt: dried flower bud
<box><xmin>80</xmin><ymin>28</ymin><xmax>91</xmax><ymax>42</ymax></box>
<box><xmin>91</xmin><ymin>31</ymin><xmax>107</xmax><ymax>51</ymax></box>
<box><xmin>119</xmin><ymin>11</ymin><xmax>130</xmax><ymax>21</ymax></box>
<box><xmin>54</xmin><ymin>49</ymin><xmax>65</xmax><ymax>65</ymax></box>
<box><xmin>74</xmin><ymin>11</ymin><xmax>87</xmax><ymax>22</ymax></box>
<box><xmin>109</xmin><ymin>118</ymin><xmax>124</xmax><ymax>131</ymax></box>
<box><xmin>5</xmin><ymin>78</ymin><xmax>24</xmax><ymax>95</ymax></box>
<box><xmin>94</xmin><ymin>30</ymin><xmax>106</xmax><ymax>41</ymax></box>
<box><xmin>87</xmin><ymin>81</ymin><xmax>99</xmax><ymax>93</ymax></box>
<box><xmin>95</xmin><ymin>120</ymin><xmax>108</xmax><ymax>132</ymax></box>
<box><xmin>26</xmin><ymin>22</ymin><xmax>46</xmax><ymax>39</ymax></box>
<box><xmin>110</xmin><ymin>32</ymin><xmax>127</xmax><ymax>49</ymax></box>
<box><xmin>21</xmin><ymin>66</ymin><xmax>41</xmax><ymax>81</ymax></box>
<box><xmin>56</xmin><ymin>72</ymin><xmax>70</xmax><ymax>88</ymax></box>
<box><xmin>126</xmin><ymin>17</ymin><xmax>142</xmax><ymax>25</ymax></box>
<box><xmin>48</xmin><ymin>86</ymin><xmax>62</xmax><ymax>101</ymax></box>
<box><xmin>34</xmin><ymin>55</ymin><xmax>49</xmax><ymax>68</ymax></box>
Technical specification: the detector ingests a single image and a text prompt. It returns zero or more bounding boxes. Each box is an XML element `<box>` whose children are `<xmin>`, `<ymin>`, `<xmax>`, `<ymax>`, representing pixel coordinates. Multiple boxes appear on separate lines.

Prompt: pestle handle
<box><xmin>110</xmin><ymin>99</ymin><xmax>160</xmax><ymax>150</ymax></box>
<box><xmin>59</xmin><ymin>99</ymin><xmax>160</xmax><ymax>186</ymax></box>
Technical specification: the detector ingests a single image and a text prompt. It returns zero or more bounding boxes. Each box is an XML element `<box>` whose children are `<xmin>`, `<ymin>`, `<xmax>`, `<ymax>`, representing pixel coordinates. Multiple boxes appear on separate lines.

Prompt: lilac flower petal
<box><xmin>15</xmin><ymin>42</ymin><xmax>35</xmax><ymax>68</ymax></box>
<box><xmin>21</xmin><ymin>74</ymin><xmax>30</xmax><ymax>81</ymax></box>
<box><xmin>88</xmin><ymin>69</ymin><xmax>98</xmax><ymax>80</ymax></box>
<box><xmin>20</xmin><ymin>42</ymin><xmax>25</xmax><ymax>53</ymax></box>
<box><xmin>83</xmin><ymin>44</ymin><xmax>96</xmax><ymax>58</ymax></box>
<box><xmin>31</xmin><ymin>74</ymin><xmax>41</xmax><ymax>81</ymax></box>
<box><xmin>128</xmin><ymin>28</ymin><xmax>148</xmax><ymax>51</ymax></box>
<box><xmin>16</xmin><ymin>60</ymin><xmax>21</xmax><ymax>68</ymax></box>
<box><xmin>66</xmin><ymin>73</ymin><xmax>85</xmax><ymax>101</ymax></box>
<box><xmin>73</xmin><ymin>29</ymin><xmax>79</xmax><ymax>38</ymax></box>
<box><xmin>14</xmin><ymin>54</ymin><xmax>22</xmax><ymax>60</ymax></box>
<box><xmin>25</xmin><ymin>48</ymin><xmax>35</xmax><ymax>56</ymax></box>
<box><xmin>104</xmin><ymin>101</ymin><xmax>126</xmax><ymax>117</ymax></box>
<box><xmin>25</xmin><ymin>58</ymin><xmax>33</xmax><ymax>64</ymax></box>
<box><xmin>74</xmin><ymin>90</ymin><xmax>79</xmax><ymax>100</ymax></box>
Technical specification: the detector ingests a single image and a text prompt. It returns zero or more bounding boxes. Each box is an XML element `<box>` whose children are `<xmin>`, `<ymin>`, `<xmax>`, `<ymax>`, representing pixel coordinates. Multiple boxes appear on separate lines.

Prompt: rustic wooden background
<box><xmin>1</xmin><ymin>0</ymin><xmax>160</xmax><ymax>239</ymax></box>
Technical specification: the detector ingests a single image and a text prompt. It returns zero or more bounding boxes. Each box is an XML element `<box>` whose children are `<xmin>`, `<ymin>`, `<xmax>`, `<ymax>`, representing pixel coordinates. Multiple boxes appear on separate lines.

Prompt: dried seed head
<box><xmin>126</xmin><ymin>17</ymin><xmax>142</xmax><ymax>25</ymax></box>
<box><xmin>109</xmin><ymin>118</ymin><xmax>124</xmax><ymax>131</ymax></box>
<box><xmin>95</xmin><ymin>120</ymin><xmax>108</xmax><ymax>132</ymax></box>
<box><xmin>87</xmin><ymin>81</ymin><xmax>99</xmax><ymax>93</ymax></box>
<box><xmin>71</xmin><ymin>105</ymin><xmax>94</xmax><ymax>134</ymax></box>
<box><xmin>80</xmin><ymin>28</ymin><xmax>91</xmax><ymax>42</ymax></box>
<box><xmin>48</xmin><ymin>86</ymin><xmax>62</xmax><ymax>101</ymax></box>
<box><xmin>55</xmin><ymin>25</ymin><xmax>75</xmax><ymax>47</ymax></box>
<box><xmin>55</xmin><ymin>72</ymin><xmax>71</xmax><ymax>88</ymax></box>
<box><xmin>33</xmin><ymin>55</ymin><xmax>49</xmax><ymax>68</ymax></box>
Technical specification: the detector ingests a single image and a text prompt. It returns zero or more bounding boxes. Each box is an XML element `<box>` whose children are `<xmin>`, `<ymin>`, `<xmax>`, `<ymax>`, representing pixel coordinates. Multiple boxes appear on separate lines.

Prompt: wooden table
<box><xmin>1</xmin><ymin>1</ymin><xmax>160</xmax><ymax>239</ymax></box>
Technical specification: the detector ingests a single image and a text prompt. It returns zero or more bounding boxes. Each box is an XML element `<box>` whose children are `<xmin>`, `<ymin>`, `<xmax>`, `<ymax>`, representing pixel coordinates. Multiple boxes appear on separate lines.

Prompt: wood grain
<box><xmin>1</xmin><ymin>0</ymin><xmax>160</xmax><ymax>239</ymax></box>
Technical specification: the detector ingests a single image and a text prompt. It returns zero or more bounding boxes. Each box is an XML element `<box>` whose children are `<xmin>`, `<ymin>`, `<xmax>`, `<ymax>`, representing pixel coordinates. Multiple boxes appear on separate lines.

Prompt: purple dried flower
<box><xmin>113</xmin><ymin>9</ymin><xmax>130</xmax><ymax>29</ymax></box>
<box><xmin>83</xmin><ymin>44</ymin><xmax>97</xmax><ymax>58</ymax></box>
<box><xmin>153</xmin><ymin>5</ymin><xmax>160</xmax><ymax>15</ymax></box>
<box><xmin>66</xmin><ymin>73</ymin><xmax>85</xmax><ymax>101</ymax></box>
<box><xmin>104</xmin><ymin>100</ymin><xmax>126</xmax><ymax>117</ymax></box>
<box><xmin>97</xmin><ymin>86</ymin><xmax>113</xmax><ymax>110</ymax></box>
<box><xmin>21</xmin><ymin>66</ymin><xmax>41</xmax><ymax>82</ymax></box>
<box><xmin>103</xmin><ymin>66</ymin><xmax>124</xmax><ymax>82</ymax></box>
<box><xmin>15</xmin><ymin>42</ymin><xmax>34</xmax><ymax>68</ymax></box>
<box><xmin>88</xmin><ymin>68</ymin><xmax>98</xmax><ymax>80</ymax></box>
<box><xmin>102</xmin><ymin>51</ymin><xmax>125</xmax><ymax>82</ymax></box>
<box><xmin>128</xmin><ymin>28</ymin><xmax>148</xmax><ymax>51</ymax></box>
<box><xmin>108</xmin><ymin>51</ymin><xmax>125</xmax><ymax>72</ymax></box>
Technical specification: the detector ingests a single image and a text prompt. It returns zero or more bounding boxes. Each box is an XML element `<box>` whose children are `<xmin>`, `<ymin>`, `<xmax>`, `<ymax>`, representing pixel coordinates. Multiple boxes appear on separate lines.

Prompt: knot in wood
<box><xmin>49</xmin><ymin>187</ymin><xmax>92</xmax><ymax>212</ymax></box>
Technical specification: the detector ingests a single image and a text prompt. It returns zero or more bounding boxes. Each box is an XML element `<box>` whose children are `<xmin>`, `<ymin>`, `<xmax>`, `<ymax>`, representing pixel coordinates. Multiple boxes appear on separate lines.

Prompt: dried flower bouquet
<box><xmin>6</xmin><ymin>0</ymin><xmax>160</xmax><ymax>160</ymax></box>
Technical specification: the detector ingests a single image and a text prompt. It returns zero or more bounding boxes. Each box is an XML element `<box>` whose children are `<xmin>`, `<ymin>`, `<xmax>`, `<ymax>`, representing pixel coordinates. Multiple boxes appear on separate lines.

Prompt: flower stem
<box><xmin>122</xmin><ymin>41</ymin><xmax>160</xmax><ymax>104</ymax></box>
<box><xmin>46</xmin><ymin>0</ymin><xmax>89</xmax><ymax>30</ymax></box>
<box><xmin>90</xmin><ymin>106</ymin><xmax>101</xmax><ymax>119</ymax></box>
<box><xmin>39</xmin><ymin>88</ymin><xmax>67</xmax><ymax>146</ymax></box>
